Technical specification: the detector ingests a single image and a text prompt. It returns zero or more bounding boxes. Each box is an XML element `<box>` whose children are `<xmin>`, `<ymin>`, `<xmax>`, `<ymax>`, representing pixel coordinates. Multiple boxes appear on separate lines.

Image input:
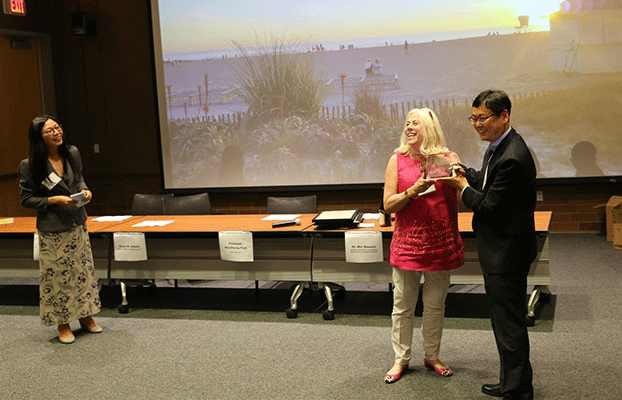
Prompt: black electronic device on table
<box><xmin>312</xmin><ymin>209</ymin><xmax>363</xmax><ymax>229</ymax></box>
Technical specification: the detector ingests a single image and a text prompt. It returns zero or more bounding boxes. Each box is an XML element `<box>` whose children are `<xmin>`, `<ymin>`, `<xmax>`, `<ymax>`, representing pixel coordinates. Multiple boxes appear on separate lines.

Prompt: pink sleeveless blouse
<box><xmin>388</xmin><ymin>153</ymin><xmax>464</xmax><ymax>271</ymax></box>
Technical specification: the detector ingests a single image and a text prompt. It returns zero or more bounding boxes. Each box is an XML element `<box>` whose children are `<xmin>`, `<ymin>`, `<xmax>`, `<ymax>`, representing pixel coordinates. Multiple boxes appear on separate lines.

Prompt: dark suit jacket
<box><xmin>19</xmin><ymin>146</ymin><xmax>89</xmax><ymax>232</ymax></box>
<box><xmin>461</xmin><ymin>128</ymin><xmax>537</xmax><ymax>274</ymax></box>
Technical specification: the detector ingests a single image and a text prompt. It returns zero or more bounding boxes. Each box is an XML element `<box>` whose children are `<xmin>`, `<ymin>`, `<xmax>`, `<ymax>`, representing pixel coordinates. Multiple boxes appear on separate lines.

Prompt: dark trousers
<box><xmin>483</xmin><ymin>271</ymin><xmax>533</xmax><ymax>397</ymax></box>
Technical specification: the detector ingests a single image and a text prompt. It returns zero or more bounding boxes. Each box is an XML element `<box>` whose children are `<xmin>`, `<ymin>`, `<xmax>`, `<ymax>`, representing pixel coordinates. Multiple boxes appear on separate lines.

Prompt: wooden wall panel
<box><xmin>0</xmin><ymin>36</ymin><xmax>42</xmax><ymax>176</ymax></box>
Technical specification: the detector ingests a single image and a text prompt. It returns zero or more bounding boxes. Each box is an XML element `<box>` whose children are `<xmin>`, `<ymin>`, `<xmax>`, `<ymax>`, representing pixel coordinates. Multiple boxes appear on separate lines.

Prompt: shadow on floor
<box><xmin>0</xmin><ymin>283</ymin><xmax>555</xmax><ymax>323</ymax></box>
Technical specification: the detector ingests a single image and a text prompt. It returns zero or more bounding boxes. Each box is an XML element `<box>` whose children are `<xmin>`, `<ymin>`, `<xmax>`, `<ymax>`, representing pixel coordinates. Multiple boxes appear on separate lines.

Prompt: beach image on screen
<box><xmin>152</xmin><ymin>0</ymin><xmax>622</xmax><ymax>189</ymax></box>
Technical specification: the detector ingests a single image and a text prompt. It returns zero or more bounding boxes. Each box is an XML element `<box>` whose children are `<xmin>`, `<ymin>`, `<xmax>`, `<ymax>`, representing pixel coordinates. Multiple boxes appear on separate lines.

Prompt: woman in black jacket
<box><xmin>19</xmin><ymin>115</ymin><xmax>102</xmax><ymax>344</ymax></box>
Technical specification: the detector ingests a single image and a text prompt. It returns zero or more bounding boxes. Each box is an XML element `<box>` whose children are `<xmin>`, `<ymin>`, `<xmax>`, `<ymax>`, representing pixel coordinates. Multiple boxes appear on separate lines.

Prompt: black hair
<box><xmin>27</xmin><ymin>115</ymin><xmax>80</xmax><ymax>187</ymax></box>
<box><xmin>472</xmin><ymin>89</ymin><xmax>512</xmax><ymax>117</ymax></box>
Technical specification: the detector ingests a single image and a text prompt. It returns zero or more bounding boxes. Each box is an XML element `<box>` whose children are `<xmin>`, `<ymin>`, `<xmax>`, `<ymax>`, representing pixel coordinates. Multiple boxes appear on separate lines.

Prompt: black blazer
<box><xmin>461</xmin><ymin>129</ymin><xmax>537</xmax><ymax>274</ymax></box>
<box><xmin>19</xmin><ymin>146</ymin><xmax>89</xmax><ymax>232</ymax></box>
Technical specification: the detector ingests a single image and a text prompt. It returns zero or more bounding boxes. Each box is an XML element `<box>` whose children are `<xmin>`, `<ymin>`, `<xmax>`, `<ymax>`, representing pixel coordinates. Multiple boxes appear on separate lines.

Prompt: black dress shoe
<box><xmin>482</xmin><ymin>383</ymin><xmax>503</xmax><ymax>397</ymax></box>
<box><xmin>502</xmin><ymin>392</ymin><xmax>534</xmax><ymax>400</ymax></box>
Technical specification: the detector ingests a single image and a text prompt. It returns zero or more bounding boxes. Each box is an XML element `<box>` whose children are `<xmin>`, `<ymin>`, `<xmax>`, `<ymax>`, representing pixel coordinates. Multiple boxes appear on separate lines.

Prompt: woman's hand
<box><xmin>48</xmin><ymin>195</ymin><xmax>78</xmax><ymax>206</ymax></box>
<box><xmin>409</xmin><ymin>175</ymin><xmax>435</xmax><ymax>196</ymax></box>
<box><xmin>384</xmin><ymin>153</ymin><xmax>440</xmax><ymax>214</ymax></box>
<box><xmin>81</xmin><ymin>189</ymin><xmax>93</xmax><ymax>201</ymax></box>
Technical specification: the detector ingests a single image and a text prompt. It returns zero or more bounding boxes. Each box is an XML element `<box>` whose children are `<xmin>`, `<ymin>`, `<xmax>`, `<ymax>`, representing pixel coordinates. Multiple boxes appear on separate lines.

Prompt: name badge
<box><xmin>42</xmin><ymin>172</ymin><xmax>62</xmax><ymax>191</ymax></box>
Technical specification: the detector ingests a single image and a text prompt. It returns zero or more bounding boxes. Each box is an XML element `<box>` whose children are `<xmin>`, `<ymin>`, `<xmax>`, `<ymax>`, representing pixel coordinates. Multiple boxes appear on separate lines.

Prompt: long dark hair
<box><xmin>28</xmin><ymin>115</ymin><xmax>80</xmax><ymax>187</ymax></box>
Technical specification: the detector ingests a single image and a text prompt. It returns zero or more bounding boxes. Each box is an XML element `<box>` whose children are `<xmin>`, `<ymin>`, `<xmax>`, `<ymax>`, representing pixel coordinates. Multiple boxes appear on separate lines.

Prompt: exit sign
<box><xmin>3</xmin><ymin>0</ymin><xmax>26</xmax><ymax>16</ymax></box>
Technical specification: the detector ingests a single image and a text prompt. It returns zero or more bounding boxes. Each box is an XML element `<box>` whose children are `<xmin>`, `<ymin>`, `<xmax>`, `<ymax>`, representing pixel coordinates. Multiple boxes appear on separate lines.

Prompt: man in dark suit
<box><xmin>441</xmin><ymin>90</ymin><xmax>536</xmax><ymax>400</ymax></box>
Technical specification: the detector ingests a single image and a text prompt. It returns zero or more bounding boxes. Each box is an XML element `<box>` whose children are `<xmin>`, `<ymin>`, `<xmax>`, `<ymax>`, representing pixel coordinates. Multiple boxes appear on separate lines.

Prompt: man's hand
<box><xmin>436</xmin><ymin>174</ymin><xmax>469</xmax><ymax>192</ymax></box>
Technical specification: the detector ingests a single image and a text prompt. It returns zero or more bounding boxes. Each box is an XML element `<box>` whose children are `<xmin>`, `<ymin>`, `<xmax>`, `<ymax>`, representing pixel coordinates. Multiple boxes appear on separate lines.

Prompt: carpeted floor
<box><xmin>0</xmin><ymin>233</ymin><xmax>621</xmax><ymax>399</ymax></box>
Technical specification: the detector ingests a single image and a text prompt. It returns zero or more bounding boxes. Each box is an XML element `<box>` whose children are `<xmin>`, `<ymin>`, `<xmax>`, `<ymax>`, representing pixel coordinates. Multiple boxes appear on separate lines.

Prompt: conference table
<box><xmin>0</xmin><ymin>212</ymin><xmax>552</xmax><ymax>322</ymax></box>
<box><xmin>0</xmin><ymin>216</ymin><xmax>135</xmax><ymax>280</ymax></box>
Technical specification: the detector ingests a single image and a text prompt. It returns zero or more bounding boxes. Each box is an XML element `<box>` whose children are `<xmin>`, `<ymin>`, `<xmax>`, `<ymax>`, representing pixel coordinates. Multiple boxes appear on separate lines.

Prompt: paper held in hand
<box><xmin>424</xmin><ymin>152</ymin><xmax>459</xmax><ymax>179</ymax></box>
<box><xmin>70</xmin><ymin>192</ymin><xmax>90</xmax><ymax>207</ymax></box>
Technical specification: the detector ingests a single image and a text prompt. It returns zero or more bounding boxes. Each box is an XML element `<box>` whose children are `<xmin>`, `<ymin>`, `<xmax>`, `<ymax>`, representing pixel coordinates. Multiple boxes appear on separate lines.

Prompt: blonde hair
<box><xmin>395</xmin><ymin>108</ymin><xmax>448</xmax><ymax>156</ymax></box>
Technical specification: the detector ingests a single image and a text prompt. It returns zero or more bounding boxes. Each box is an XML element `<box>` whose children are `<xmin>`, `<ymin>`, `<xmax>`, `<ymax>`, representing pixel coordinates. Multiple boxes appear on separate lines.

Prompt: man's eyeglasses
<box><xmin>468</xmin><ymin>113</ymin><xmax>496</xmax><ymax>124</ymax></box>
<box><xmin>42</xmin><ymin>125</ymin><xmax>62</xmax><ymax>135</ymax></box>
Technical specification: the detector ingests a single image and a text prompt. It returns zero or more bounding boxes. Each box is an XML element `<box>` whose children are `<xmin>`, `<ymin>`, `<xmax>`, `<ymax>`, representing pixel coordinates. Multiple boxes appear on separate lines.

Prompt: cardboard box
<box><xmin>614</xmin><ymin>223</ymin><xmax>622</xmax><ymax>250</ymax></box>
<box><xmin>606</xmin><ymin>196</ymin><xmax>622</xmax><ymax>242</ymax></box>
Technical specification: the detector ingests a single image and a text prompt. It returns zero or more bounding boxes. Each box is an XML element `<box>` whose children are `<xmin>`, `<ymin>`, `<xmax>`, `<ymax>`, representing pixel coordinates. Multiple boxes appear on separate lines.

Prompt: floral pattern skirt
<box><xmin>38</xmin><ymin>224</ymin><xmax>101</xmax><ymax>326</ymax></box>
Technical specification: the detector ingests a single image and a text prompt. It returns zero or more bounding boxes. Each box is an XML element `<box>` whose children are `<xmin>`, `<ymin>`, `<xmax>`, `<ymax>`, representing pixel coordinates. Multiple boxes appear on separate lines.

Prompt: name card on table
<box><xmin>344</xmin><ymin>231</ymin><xmax>383</xmax><ymax>263</ymax></box>
<box><xmin>218</xmin><ymin>231</ymin><xmax>254</xmax><ymax>262</ymax></box>
<box><xmin>113</xmin><ymin>232</ymin><xmax>147</xmax><ymax>261</ymax></box>
<box><xmin>33</xmin><ymin>233</ymin><xmax>39</xmax><ymax>261</ymax></box>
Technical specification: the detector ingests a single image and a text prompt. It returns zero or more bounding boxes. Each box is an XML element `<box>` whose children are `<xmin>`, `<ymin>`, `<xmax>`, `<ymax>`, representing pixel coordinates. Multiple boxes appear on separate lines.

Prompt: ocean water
<box><xmin>163</xmin><ymin>25</ymin><xmax>547</xmax><ymax>62</ymax></box>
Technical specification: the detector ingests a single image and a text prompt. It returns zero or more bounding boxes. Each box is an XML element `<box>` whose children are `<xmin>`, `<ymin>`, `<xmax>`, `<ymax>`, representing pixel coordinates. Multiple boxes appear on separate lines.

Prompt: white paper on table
<box><xmin>113</xmin><ymin>232</ymin><xmax>147</xmax><ymax>261</ymax></box>
<box><xmin>218</xmin><ymin>231</ymin><xmax>254</xmax><ymax>262</ymax></box>
<box><xmin>358</xmin><ymin>222</ymin><xmax>376</xmax><ymax>228</ymax></box>
<box><xmin>33</xmin><ymin>233</ymin><xmax>39</xmax><ymax>261</ymax></box>
<box><xmin>132</xmin><ymin>220</ymin><xmax>174</xmax><ymax>227</ymax></box>
<box><xmin>344</xmin><ymin>231</ymin><xmax>383</xmax><ymax>263</ymax></box>
<box><xmin>261</xmin><ymin>214</ymin><xmax>301</xmax><ymax>221</ymax></box>
<box><xmin>362</xmin><ymin>213</ymin><xmax>380</xmax><ymax>220</ymax></box>
<box><xmin>92</xmin><ymin>215</ymin><xmax>133</xmax><ymax>222</ymax></box>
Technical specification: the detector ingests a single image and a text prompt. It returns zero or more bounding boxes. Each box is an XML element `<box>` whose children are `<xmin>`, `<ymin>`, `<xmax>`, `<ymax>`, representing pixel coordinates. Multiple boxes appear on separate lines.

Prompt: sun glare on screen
<box><xmin>515</xmin><ymin>0</ymin><xmax>562</xmax><ymax>30</ymax></box>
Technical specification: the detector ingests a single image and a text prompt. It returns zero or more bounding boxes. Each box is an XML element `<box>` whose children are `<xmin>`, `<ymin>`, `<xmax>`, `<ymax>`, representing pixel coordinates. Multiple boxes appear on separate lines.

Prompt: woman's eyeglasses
<box><xmin>42</xmin><ymin>125</ymin><xmax>62</xmax><ymax>135</ymax></box>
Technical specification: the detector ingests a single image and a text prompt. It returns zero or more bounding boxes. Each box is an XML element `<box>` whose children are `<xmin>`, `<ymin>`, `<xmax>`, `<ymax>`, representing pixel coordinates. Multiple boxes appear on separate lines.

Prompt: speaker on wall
<box><xmin>71</xmin><ymin>13</ymin><xmax>97</xmax><ymax>36</ymax></box>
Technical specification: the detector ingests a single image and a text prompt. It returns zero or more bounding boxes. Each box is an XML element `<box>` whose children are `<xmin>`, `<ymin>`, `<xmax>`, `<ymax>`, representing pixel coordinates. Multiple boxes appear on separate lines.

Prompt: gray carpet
<box><xmin>1</xmin><ymin>233</ymin><xmax>621</xmax><ymax>399</ymax></box>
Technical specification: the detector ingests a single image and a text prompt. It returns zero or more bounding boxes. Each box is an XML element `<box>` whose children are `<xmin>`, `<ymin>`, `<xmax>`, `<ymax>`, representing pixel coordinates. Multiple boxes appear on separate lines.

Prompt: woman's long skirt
<box><xmin>38</xmin><ymin>224</ymin><xmax>101</xmax><ymax>326</ymax></box>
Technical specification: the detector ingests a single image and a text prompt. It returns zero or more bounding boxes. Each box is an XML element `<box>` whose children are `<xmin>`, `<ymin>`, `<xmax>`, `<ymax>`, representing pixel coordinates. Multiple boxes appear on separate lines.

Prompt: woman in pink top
<box><xmin>383</xmin><ymin>108</ymin><xmax>464</xmax><ymax>383</ymax></box>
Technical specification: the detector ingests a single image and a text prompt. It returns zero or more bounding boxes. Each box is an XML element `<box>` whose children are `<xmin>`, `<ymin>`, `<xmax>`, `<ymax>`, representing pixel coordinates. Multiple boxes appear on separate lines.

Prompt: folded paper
<box><xmin>344</xmin><ymin>231</ymin><xmax>383</xmax><ymax>263</ymax></box>
<box><xmin>113</xmin><ymin>232</ymin><xmax>147</xmax><ymax>261</ymax></box>
<box><xmin>218</xmin><ymin>231</ymin><xmax>254</xmax><ymax>262</ymax></box>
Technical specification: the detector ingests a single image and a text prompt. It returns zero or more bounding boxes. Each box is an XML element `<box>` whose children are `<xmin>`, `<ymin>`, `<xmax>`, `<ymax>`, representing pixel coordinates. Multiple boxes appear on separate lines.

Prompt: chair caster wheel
<box><xmin>285</xmin><ymin>308</ymin><xmax>298</xmax><ymax>319</ymax></box>
<box><xmin>526</xmin><ymin>315</ymin><xmax>535</xmax><ymax>327</ymax></box>
<box><xmin>322</xmin><ymin>309</ymin><xmax>335</xmax><ymax>320</ymax></box>
<box><xmin>118</xmin><ymin>304</ymin><xmax>129</xmax><ymax>314</ymax></box>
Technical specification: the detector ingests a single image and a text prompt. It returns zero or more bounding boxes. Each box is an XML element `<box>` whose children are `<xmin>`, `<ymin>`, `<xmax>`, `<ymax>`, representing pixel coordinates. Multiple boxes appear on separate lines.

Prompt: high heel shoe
<box><xmin>58</xmin><ymin>324</ymin><xmax>75</xmax><ymax>344</ymax></box>
<box><xmin>79</xmin><ymin>316</ymin><xmax>103</xmax><ymax>333</ymax></box>
<box><xmin>384</xmin><ymin>365</ymin><xmax>407</xmax><ymax>383</ymax></box>
<box><xmin>424</xmin><ymin>359</ymin><xmax>453</xmax><ymax>377</ymax></box>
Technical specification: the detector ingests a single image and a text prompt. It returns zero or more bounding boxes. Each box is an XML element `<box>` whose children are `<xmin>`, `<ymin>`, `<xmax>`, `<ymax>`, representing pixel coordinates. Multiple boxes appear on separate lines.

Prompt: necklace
<box><xmin>48</xmin><ymin>156</ymin><xmax>64</xmax><ymax>177</ymax></box>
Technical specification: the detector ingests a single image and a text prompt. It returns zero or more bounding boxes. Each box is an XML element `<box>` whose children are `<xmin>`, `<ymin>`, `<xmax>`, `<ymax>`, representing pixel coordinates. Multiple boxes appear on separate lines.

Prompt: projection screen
<box><xmin>151</xmin><ymin>0</ymin><xmax>622</xmax><ymax>190</ymax></box>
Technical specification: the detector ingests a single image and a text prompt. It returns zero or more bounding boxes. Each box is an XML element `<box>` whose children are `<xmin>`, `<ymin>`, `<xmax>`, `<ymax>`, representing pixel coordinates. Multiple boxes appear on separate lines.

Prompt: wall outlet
<box><xmin>536</xmin><ymin>191</ymin><xmax>543</xmax><ymax>201</ymax></box>
<box><xmin>94</xmin><ymin>144</ymin><xmax>100</xmax><ymax>153</ymax></box>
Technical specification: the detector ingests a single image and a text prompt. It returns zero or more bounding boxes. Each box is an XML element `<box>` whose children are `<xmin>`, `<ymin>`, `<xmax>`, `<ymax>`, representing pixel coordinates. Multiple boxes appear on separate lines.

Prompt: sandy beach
<box><xmin>162</xmin><ymin>31</ymin><xmax>622</xmax><ymax>184</ymax></box>
<box><xmin>163</xmin><ymin>31</ymin><xmax>551</xmax><ymax>117</ymax></box>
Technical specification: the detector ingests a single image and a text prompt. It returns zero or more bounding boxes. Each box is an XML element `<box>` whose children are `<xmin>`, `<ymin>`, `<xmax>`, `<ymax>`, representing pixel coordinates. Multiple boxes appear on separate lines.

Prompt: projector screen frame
<box><xmin>149</xmin><ymin>0</ymin><xmax>622</xmax><ymax>193</ymax></box>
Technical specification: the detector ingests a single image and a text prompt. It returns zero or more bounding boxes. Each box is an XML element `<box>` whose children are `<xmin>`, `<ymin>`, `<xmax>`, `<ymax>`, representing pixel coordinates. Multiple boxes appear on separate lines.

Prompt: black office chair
<box><xmin>267</xmin><ymin>196</ymin><xmax>344</xmax><ymax>320</ymax></box>
<box><xmin>119</xmin><ymin>193</ymin><xmax>174</xmax><ymax>313</ymax></box>
<box><xmin>131</xmin><ymin>193</ymin><xmax>173</xmax><ymax>215</ymax></box>
<box><xmin>163</xmin><ymin>193</ymin><xmax>212</xmax><ymax>288</ymax></box>
<box><xmin>267</xmin><ymin>195</ymin><xmax>317</xmax><ymax>214</ymax></box>
<box><xmin>163</xmin><ymin>192</ymin><xmax>211</xmax><ymax>215</ymax></box>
